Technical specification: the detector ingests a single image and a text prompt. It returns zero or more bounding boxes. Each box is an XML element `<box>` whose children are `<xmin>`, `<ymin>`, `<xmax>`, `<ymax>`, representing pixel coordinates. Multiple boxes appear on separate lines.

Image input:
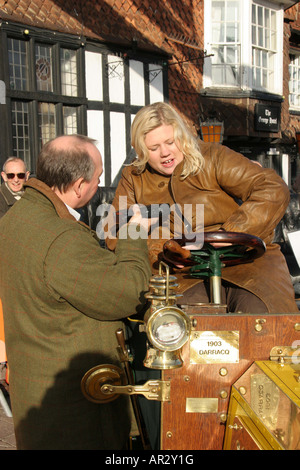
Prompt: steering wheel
<box><xmin>163</xmin><ymin>231</ymin><xmax>266</xmax><ymax>277</ymax></box>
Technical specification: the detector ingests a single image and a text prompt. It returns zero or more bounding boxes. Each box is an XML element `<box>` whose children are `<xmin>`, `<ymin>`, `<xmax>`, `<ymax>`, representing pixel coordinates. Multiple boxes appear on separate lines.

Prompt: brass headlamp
<box><xmin>142</xmin><ymin>262</ymin><xmax>191</xmax><ymax>369</ymax></box>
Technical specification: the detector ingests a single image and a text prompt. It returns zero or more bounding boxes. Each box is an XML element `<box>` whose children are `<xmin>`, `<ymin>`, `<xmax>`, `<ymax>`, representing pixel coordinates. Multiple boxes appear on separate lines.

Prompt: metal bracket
<box><xmin>101</xmin><ymin>380</ymin><xmax>171</xmax><ymax>402</ymax></box>
<box><xmin>81</xmin><ymin>363</ymin><xmax>171</xmax><ymax>403</ymax></box>
<box><xmin>270</xmin><ymin>345</ymin><xmax>300</xmax><ymax>364</ymax></box>
<box><xmin>106</xmin><ymin>60</ymin><xmax>124</xmax><ymax>80</ymax></box>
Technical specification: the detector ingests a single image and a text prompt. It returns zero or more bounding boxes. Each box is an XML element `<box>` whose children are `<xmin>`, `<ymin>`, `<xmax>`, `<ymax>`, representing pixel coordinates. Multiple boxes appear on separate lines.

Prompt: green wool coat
<box><xmin>0</xmin><ymin>178</ymin><xmax>152</xmax><ymax>450</ymax></box>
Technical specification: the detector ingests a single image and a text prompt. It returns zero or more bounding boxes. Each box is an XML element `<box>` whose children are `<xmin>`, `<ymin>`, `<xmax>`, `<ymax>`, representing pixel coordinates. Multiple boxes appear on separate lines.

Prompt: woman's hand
<box><xmin>128</xmin><ymin>204</ymin><xmax>159</xmax><ymax>233</ymax></box>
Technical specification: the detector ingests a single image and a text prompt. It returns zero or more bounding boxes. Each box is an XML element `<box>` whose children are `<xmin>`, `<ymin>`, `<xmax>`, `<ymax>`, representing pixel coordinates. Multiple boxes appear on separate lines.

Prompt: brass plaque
<box><xmin>186</xmin><ymin>397</ymin><xmax>218</xmax><ymax>413</ymax></box>
<box><xmin>190</xmin><ymin>330</ymin><xmax>239</xmax><ymax>364</ymax></box>
<box><xmin>250</xmin><ymin>374</ymin><xmax>280</xmax><ymax>426</ymax></box>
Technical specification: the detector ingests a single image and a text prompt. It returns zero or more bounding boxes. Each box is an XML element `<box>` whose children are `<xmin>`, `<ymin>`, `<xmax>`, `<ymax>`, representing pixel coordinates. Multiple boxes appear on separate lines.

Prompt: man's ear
<box><xmin>73</xmin><ymin>177</ymin><xmax>85</xmax><ymax>198</ymax></box>
<box><xmin>1</xmin><ymin>171</ymin><xmax>6</xmax><ymax>181</ymax></box>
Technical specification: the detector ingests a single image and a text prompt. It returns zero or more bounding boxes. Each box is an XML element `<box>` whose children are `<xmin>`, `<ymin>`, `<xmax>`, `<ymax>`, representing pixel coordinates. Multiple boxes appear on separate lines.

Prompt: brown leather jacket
<box><xmin>107</xmin><ymin>141</ymin><xmax>298</xmax><ymax>313</ymax></box>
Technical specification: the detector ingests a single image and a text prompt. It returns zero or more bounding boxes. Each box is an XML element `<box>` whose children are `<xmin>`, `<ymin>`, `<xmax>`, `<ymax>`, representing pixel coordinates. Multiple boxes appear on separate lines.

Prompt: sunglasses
<box><xmin>5</xmin><ymin>173</ymin><xmax>26</xmax><ymax>180</ymax></box>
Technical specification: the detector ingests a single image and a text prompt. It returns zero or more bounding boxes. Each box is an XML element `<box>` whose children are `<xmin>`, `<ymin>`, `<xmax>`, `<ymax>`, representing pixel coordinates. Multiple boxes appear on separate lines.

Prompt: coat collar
<box><xmin>24</xmin><ymin>178</ymin><xmax>76</xmax><ymax>221</ymax></box>
<box><xmin>0</xmin><ymin>182</ymin><xmax>18</xmax><ymax>206</ymax></box>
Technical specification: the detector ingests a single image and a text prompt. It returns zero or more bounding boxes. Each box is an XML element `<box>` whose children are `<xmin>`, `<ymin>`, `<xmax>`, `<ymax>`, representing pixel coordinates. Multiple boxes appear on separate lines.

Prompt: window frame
<box><xmin>203</xmin><ymin>0</ymin><xmax>284</xmax><ymax>97</ymax></box>
<box><xmin>0</xmin><ymin>24</ymin><xmax>87</xmax><ymax>173</ymax></box>
<box><xmin>85</xmin><ymin>43</ymin><xmax>168</xmax><ymax>185</ymax></box>
<box><xmin>289</xmin><ymin>50</ymin><xmax>300</xmax><ymax>112</ymax></box>
<box><xmin>209</xmin><ymin>0</ymin><xmax>242</xmax><ymax>87</ymax></box>
<box><xmin>0</xmin><ymin>22</ymin><xmax>168</xmax><ymax>184</ymax></box>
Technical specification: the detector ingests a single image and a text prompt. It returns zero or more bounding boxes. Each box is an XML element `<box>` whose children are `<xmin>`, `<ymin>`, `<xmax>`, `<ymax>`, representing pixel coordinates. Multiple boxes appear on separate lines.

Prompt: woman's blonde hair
<box><xmin>130</xmin><ymin>102</ymin><xmax>204</xmax><ymax>178</ymax></box>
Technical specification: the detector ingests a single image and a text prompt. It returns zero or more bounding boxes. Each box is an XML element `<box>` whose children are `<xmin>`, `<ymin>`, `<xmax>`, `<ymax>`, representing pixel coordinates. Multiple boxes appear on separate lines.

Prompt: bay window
<box><xmin>204</xmin><ymin>0</ymin><xmax>284</xmax><ymax>96</ymax></box>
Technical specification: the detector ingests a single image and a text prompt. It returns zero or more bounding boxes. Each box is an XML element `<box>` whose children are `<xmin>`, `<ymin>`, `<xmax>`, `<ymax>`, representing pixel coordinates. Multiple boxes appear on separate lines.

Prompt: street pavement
<box><xmin>0</xmin><ymin>378</ymin><xmax>16</xmax><ymax>450</ymax></box>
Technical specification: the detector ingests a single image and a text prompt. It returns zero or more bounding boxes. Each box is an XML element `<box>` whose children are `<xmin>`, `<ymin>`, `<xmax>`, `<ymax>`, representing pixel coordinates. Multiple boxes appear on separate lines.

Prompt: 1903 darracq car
<box><xmin>81</xmin><ymin>229</ymin><xmax>300</xmax><ymax>451</ymax></box>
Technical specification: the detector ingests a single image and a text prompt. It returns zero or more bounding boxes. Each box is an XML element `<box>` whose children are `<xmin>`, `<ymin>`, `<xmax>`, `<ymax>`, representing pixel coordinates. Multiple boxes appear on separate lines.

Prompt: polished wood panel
<box><xmin>161</xmin><ymin>312</ymin><xmax>300</xmax><ymax>450</ymax></box>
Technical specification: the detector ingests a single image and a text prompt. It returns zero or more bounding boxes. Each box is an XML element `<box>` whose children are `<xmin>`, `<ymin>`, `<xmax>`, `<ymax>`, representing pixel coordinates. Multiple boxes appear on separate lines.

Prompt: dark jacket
<box><xmin>0</xmin><ymin>178</ymin><xmax>152</xmax><ymax>449</ymax></box>
<box><xmin>0</xmin><ymin>182</ymin><xmax>18</xmax><ymax>218</ymax></box>
<box><xmin>107</xmin><ymin>141</ymin><xmax>298</xmax><ymax>313</ymax></box>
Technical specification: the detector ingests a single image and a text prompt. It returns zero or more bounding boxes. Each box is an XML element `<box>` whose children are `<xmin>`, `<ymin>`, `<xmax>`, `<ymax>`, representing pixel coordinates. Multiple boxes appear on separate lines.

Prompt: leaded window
<box><xmin>5</xmin><ymin>35</ymin><xmax>82</xmax><ymax>170</ymax></box>
<box><xmin>1</xmin><ymin>24</ymin><xmax>167</xmax><ymax>185</ymax></box>
<box><xmin>60</xmin><ymin>49</ymin><xmax>78</xmax><ymax>97</ymax></box>
<box><xmin>11</xmin><ymin>100</ymin><xmax>30</xmax><ymax>161</ymax></box>
<box><xmin>35</xmin><ymin>44</ymin><xmax>53</xmax><ymax>92</ymax></box>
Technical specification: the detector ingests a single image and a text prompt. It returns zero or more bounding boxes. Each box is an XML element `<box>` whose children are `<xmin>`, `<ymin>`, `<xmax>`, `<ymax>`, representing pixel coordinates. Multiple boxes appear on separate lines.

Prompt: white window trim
<box><xmin>203</xmin><ymin>0</ymin><xmax>284</xmax><ymax>96</ymax></box>
<box><xmin>289</xmin><ymin>49</ymin><xmax>300</xmax><ymax>111</ymax></box>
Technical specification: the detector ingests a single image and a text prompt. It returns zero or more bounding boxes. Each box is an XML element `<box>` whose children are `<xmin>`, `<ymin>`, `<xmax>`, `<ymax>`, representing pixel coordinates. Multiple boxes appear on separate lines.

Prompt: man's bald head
<box><xmin>37</xmin><ymin>135</ymin><xmax>99</xmax><ymax>193</ymax></box>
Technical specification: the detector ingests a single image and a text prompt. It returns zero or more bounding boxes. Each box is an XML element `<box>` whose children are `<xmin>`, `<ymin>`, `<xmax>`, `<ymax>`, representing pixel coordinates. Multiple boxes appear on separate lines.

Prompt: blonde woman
<box><xmin>107</xmin><ymin>102</ymin><xmax>297</xmax><ymax>314</ymax></box>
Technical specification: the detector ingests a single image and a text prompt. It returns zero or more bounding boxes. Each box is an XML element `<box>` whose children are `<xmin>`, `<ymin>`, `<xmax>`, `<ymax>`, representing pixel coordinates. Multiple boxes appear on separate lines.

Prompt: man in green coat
<box><xmin>0</xmin><ymin>135</ymin><xmax>153</xmax><ymax>450</ymax></box>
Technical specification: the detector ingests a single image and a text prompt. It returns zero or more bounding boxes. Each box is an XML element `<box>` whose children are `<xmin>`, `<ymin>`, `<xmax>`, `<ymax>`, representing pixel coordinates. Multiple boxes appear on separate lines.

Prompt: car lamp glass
<box><xmin>146</xmin><ymin>306</ymin><xmax>190</xmax><ymax>352</ymax></box>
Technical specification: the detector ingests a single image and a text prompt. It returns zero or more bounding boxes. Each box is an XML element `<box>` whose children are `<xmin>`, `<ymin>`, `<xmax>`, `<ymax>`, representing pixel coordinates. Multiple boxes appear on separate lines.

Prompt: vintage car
<box><xmin>80</xmin><ymin>189</ymin><xmax>300</xmax><ymax>450</ymax></box>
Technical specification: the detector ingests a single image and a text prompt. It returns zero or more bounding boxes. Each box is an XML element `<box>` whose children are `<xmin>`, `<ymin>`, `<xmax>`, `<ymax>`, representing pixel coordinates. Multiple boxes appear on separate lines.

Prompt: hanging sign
<box><xmin>254</xmin><ymin>104</ymin><xmax>280</xmax><ymax>132</ymax></box>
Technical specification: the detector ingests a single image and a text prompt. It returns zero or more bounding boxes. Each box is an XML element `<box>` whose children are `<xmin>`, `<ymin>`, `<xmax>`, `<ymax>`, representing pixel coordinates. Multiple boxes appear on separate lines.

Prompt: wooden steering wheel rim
<box><xmin>163</xmin><ymin>231</ymin><xmax>266</xmax><ymax>267</ymax></box>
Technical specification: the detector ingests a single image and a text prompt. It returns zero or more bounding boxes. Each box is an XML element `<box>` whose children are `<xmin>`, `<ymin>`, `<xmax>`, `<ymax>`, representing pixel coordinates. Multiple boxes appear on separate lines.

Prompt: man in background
<box><xmin>0</xmin><ymin>157</ymin><xmax>30</xmax><ymax>218</ymax></box>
